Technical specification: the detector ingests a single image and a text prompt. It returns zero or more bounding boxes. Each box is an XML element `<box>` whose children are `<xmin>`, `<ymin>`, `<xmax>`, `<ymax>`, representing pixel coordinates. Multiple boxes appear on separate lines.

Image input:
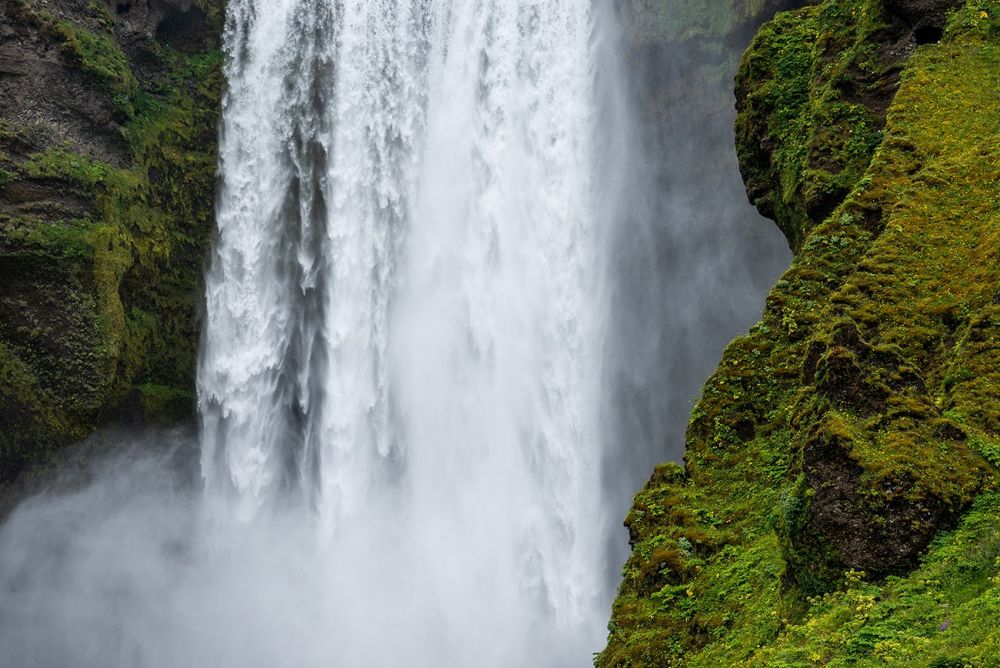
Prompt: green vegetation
<box><xmin>0</xmin><ymin>1</ymin><xmax>224</xmax><ymax>478</ymax></box>
<box><xmin>54</xmin><ymin>19</ymin><xmax>138</xmax><ymax>117</ymax></box>
<box><xmin>735</xmin><ymin>0</ymin><xmax>901</xmax><ymax>251</ymax></box>
<box><xmin>599</xmin><ymin>1</ymin><xmax>1000</xmax><ymax>664</ymax></box>
<box><xmin>749</xmin><ymin>492</ymin><xmax>1000</xmax><ymax>666</ymax></box>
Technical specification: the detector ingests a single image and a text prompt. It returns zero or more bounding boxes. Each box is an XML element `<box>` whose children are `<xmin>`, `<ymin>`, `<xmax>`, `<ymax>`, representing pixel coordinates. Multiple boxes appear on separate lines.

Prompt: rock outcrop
<box><xmin>0</xmin><ymin>0</ymin><xmax>224</xmax><ymax>481</ymax></box>
<box><xmin>600</xmin><ymin>0</ymin><xmax>1000</xmax><ymax>664</ymax></box>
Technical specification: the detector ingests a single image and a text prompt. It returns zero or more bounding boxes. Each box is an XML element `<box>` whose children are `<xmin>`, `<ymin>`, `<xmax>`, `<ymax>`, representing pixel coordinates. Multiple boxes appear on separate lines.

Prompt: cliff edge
<box><xmin>600</xmin><ymin>0</ymin><xmax>1000</xmax><ymax>664</ymax></box>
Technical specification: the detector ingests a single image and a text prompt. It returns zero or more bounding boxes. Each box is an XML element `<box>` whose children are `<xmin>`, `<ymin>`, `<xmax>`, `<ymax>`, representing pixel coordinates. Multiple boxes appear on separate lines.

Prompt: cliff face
<box><xmin>601</xmin><ymin>0</ymin><xmax>1000</xmax><ymax>665</ymax></box>
<box><xmin>0</xmin><ymin>0</ymin><xmax>224</xmax><ymax>481</ymax></box>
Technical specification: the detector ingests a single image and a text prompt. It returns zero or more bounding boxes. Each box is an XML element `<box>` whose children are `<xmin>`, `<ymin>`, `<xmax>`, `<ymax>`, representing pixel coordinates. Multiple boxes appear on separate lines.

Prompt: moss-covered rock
<box><xmin>600</xmin><ymin>0</ymin><xmax>1000</xmax><ymax>664</ymax></box>
<box><xmin>0</xmin><ymin>0</ymin><xmax>224</xmax><ymax>480</ymax></box>
<box><xmin>732</xmin><ymin>0</ymin><xmax>956</xmax><ymax>251</ymax></box>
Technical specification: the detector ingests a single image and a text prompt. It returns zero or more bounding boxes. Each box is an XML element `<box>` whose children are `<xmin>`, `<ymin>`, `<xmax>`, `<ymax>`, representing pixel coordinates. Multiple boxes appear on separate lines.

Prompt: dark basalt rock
<box><xmin>884</xmin><ymin>0</ymin><xmax>965</xmax><ymax>31</ymax></box>
<box><xmin>789</xmin><ymin>420</ymin><xmax>957</xmax><ymax>590</ymax></box>
<box><xmin>112</xmin><ymin>0</ymin><xmax>217</xmax><ymax>53</ymax></box>
<box><xmin>782</xmin><ymin>317</ymin><xmax>989</xmax><ymax>594</ymax></box>
<box><xmin>0</xmin><ymin>8</ymin><xmax>128</xmax><ymax>166</ymax></box>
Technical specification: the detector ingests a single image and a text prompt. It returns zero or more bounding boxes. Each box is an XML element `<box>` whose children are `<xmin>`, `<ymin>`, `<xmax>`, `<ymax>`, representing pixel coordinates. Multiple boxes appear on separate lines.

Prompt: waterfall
<box><xmin>195</xmin><ymin>0</ymin><xmax>618</xmax><ymax>663</ymax></box>
<box><xmin>0</xmin><ymin>0</ymin><xmax>627</xmax><ymax>662</ymax></box>
<box><xmin>0</xmin><ymin>0</ymin><xmax>802</xmax><ymax>665</ymax></box>
<box><xmin>0</xmin><ymin>1</ymin><xmax>629</xmax><ymax>663</ymax></box>
<box><xmin>0</xmin><ymin>0</ymin><xmax>799</xmax><ymax>665</ymax></box>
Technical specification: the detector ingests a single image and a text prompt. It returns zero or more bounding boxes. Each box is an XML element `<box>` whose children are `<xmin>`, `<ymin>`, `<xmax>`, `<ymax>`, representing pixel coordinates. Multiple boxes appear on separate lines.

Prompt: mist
<box><xmin>599</xmin><ymin>1</ymin><xmax>793</xmax><ymax>567</ymax></box>
<box><xmin>0</xmin><ymin>431</ymin><xmax>592</xmax><ymax>667</ymax></box>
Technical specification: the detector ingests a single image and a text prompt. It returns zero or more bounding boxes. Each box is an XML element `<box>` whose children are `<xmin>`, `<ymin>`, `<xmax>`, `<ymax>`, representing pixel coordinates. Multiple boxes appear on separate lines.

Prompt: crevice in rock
<box><xmin>914</xmin><ymin>24</ymin><xmax>944</xmax><ymax>44</ymax></box>
<box><xmin>152</xmin><ymin>1</ymin><xmax>211</xmax><ymax>53</ymax></box>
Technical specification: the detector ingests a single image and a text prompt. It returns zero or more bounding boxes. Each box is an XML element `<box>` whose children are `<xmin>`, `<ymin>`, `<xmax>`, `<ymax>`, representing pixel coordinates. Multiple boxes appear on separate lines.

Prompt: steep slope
<box><xmin>600</xmin><ymin>1</ymin><xmax>1000</xmax><ymax>665</ymax></box>
<box><xmin>0</xmin><ymin>0</ymin><xmax>223</xmax><ymax>481</ymax></box>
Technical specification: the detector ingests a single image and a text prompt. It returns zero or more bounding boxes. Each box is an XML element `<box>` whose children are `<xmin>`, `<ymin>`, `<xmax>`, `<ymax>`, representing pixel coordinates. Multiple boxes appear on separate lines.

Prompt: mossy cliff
<box><xmin>600</xmin><ymin>0</ymin><xmax>1000</xmax><ymax>665</ymax></box>
<box><xmin>0</xmin><ymin>0</ymin><xmax>224</xmax><ymax>481</ymax></box>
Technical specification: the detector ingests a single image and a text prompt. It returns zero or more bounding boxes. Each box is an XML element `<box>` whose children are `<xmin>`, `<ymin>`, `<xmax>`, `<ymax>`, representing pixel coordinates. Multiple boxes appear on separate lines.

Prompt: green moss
<box><xmin>2</xmin><ymin>217</ymin><xmax>97</xmax><ymax>261</ymax></box>
<box><xmin>7</xmin><ymin>9</ymin><xmax>139</xmax><ymax>119</ymax></box>
<box><xmin>0</xmin><ymin>342</ymin><xmax>57</xmax><ymax>478</ymax></box>
<box><xmin>736</xmin><ymin>0</ymin><xmax>896</xmax><ymax>250</ymax></box>
<box><xmin>52</xmin><ymin>20</ymin><xmax>136</xmax><ymax>93</ymax></box>
<box><xmin>135</xmin><ymin>383</ymin><xmax>195</xmax><ymax>423</ymax></box>
<box><xmin>0</xmin><ymin>3</ymin><xmax>222</xmax><ymax>479</ymax></box>
<box><xmin>747</xmin><ymin>493</ymin><xmax>1000</xmax><ymax>666</ymax></box>
<box><xmin>600</xmin><ymin>1</ymin><xmax>1000</xmax><ymax>664</ymax></box>
<box><xmin>86</xmin><ymin>0</ymin><xmax>117</xmax><ymax>30</ymax></box>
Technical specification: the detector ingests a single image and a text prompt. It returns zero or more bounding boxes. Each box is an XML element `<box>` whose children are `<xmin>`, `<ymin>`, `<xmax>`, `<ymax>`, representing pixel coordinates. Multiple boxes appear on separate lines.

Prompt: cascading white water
<box><xmin>0</xmin><ymin>2</ymin><xmax>630</xmax><ymax>666</ymax></box>
<box><xmin>196</xmin><ymin>0</ymin><xmax>617</xmax><ymax>664</ymax></box>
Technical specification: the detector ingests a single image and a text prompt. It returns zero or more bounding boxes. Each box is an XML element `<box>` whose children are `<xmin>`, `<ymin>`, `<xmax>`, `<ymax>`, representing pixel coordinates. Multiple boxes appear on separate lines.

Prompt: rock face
<box><xmin>886</xmin><ymin>0</ymin><xmax>966</xmax><ymax>32</ymax></box>
<box><xmin>735</xmin><ymin>0</ymin><xmax>967</xmax><ymax>252</ymax></box>
<box><xmin>600</xmin><ymin>0</ymin><xmax>1000</xmax><ymax>665</ymax></box>
<box><xmin>0</xmin><ymin>0</ymin><xmax>224</xmax><ymax>481</ymax></box>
